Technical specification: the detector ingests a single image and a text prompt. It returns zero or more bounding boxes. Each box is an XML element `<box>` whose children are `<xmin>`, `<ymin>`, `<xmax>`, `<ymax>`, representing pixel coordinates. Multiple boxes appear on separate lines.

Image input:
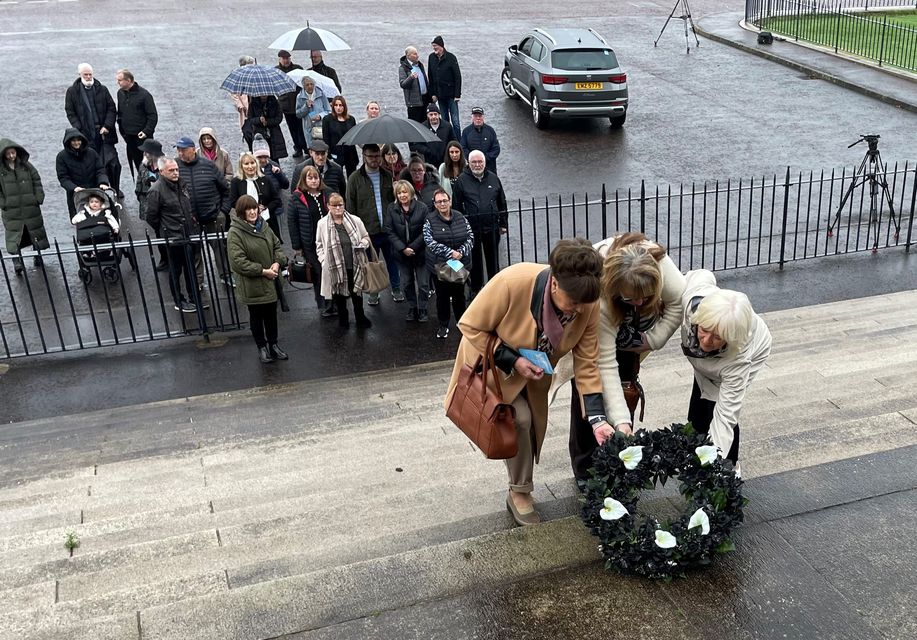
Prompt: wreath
<box><xmin>580</xmin><ymin>423</ymin><xmax>746</xmax><ymax>580</ymax></box>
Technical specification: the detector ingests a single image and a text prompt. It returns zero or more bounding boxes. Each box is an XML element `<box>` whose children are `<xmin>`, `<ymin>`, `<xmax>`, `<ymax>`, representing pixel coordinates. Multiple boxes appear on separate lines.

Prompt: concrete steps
<box><xmin>0</xmin><ymin>289</ymin><xmax>916</xmax><ymax>639</ymax></box>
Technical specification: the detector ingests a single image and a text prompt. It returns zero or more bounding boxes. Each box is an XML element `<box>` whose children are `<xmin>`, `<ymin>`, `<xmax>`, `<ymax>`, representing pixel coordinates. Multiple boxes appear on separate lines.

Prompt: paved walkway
<box><xmin>696</xmin><ymin>12</ymin><xmax>917</xmax><ymax>113</ymax></box>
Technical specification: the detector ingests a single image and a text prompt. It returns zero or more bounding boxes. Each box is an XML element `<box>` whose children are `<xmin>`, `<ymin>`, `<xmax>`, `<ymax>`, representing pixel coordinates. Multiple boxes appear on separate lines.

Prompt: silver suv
<box><xmin>501</xmin><ymin>27</ymin><xmax>628</xmax><ymax>129</ymax></box>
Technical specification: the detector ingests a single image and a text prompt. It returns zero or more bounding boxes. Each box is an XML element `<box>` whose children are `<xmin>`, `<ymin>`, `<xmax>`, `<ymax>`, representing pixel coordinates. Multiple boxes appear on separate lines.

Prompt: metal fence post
<box><xmin>640</xmin><ymin>180</ymin><xmax>646</xmax><ymax>234</ymax></box>
<box><xmin>601</xmin><ymin>184</ymin><xmax>608</xmax><ymax>239</ymax></box>
<box><xmin>779</xmin><ymin>166</ymin><xmax>792</xmax><ymax>270</ymax></box>
<box><xmin>878</xmin><ymin>15</ymin><xmax>888</xmax><ymax>66</ymax></box>
<box><xmin>906</xmin><ymin>166</ymin><xmax>917</xmax><ymax>252</ymax></box>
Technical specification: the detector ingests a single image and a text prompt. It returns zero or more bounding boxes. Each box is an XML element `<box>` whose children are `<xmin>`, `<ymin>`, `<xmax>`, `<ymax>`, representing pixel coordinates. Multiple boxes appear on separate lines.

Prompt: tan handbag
<box><xmin>362</xmin><ymin>243</ymin><xmax>390</xmax><ymax>294</ymax></box>
<box><xmin>621</xmin><ymin>380</ymin><xmax>645</xmax><ymax>422</ymax></box>
<box><xmin>446</xmin><ymin>335</ymin><xmax>518</xmax><ymax>459</ymax></box>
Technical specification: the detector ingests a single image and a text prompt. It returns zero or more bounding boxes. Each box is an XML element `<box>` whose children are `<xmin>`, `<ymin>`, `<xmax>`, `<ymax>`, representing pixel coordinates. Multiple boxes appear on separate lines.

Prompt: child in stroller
<box><xmin>72</xmin><ymin>188</ymin><xmax>132</xmax><ymax>283</ymax></box>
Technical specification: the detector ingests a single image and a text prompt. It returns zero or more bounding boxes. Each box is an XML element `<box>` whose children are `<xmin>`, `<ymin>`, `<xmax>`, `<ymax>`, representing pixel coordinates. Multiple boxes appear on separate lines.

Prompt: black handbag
<box><xmin>289</xmin><ymin>256</ymin><xmax>313</xmax><ymax>284</ymax></box>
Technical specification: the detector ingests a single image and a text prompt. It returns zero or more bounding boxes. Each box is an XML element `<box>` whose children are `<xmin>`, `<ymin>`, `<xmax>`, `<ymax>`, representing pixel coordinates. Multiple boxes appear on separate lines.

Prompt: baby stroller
<box><xmin>72</xmin><ymin>188</ymin><xmax>136</xmax><ymax>284</ymax></box>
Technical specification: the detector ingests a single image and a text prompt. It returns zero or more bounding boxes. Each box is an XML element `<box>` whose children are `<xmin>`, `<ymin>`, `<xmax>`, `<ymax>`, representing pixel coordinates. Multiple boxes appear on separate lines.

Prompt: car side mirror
<box><xmin>508</xmin><ymin>45</ymin><xmax>518</xmax><ymax>54</ymax></box>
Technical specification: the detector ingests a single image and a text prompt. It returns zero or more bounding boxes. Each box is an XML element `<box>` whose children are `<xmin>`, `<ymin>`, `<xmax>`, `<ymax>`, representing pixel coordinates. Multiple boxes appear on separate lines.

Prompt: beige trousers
<box><xmin>505</xmin><ymin>393</ymin><xmax>535</xmax><ymax>494</ymax></box>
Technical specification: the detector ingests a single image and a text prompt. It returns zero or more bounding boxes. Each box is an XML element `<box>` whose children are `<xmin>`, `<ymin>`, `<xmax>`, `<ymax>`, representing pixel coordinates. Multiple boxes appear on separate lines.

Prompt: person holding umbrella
<box><xmin>268</xmin><ymin>24</ymin><xmax>348</xmax><ymax>92</ymax></box>
<box><xmin>220</xmin><ymin>63</ymin><xmax>298</xmax><ymax>159</ymax></box>
<box><xmin>276</xmin><ymin>50</ymin><xmax>306</xmax><ymax>159</ymax></box>
<box><xmin>295</xmin><ymin>75</ymin><xmax>331</xmax><ymax>152</ymax></box>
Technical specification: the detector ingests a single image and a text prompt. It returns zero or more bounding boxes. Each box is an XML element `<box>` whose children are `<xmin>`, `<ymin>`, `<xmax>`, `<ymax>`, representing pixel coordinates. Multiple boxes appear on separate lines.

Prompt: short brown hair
<box><xmin>549</xmin><ymin>238</ymin><xmax>602</xmax><ymax>304</ymax></box>
<box><xmin>234</xmin><ymin>195</ymin><xmax>259</xmax><ymax>216</ymax></box>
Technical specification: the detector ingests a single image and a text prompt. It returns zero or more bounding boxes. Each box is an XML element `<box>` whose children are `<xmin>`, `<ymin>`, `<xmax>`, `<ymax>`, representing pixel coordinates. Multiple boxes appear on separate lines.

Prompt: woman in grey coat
<box><xmin>0</xmin><ymin>139</ymin><xmax>49</xmax><ymax>274</ymax></box>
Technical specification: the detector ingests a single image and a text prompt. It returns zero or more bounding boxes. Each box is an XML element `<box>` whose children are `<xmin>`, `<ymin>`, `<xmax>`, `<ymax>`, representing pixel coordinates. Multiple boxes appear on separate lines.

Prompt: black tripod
<box><xmin>654</xmin><ymin>0</ymin><xmax>700</xmax><ymax>54</ymax></box>
<box><xmin>827</xmin><ymin>135</ymin><xmax>900</xmax><ymax>253</ymax></box>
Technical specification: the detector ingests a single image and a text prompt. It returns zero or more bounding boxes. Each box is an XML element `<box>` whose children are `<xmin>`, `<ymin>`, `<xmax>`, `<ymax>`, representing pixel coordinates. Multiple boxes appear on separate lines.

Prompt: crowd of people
<box><xmin>0</xmin><ymin>35</ymin><xmax>519</xmax><ymax>360</ymax></box>
<box><xmin>446</xmin><ymin>234</ymin><xmax>773</xmax><ymax>525</ymax></box>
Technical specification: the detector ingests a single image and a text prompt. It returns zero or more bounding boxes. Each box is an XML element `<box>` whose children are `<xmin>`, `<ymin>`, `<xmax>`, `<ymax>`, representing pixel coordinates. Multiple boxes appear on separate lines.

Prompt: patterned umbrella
<box><xmin>269</xmin><ymin>24</ymin><xmax>351</xmax><ymax>52</ymax></box>
<box><xmin>220</xmin><ymin>65</ymin><xmax>298</xmax><ymax>96</ymax></box>
<box><xmin>338</xmin><ymin>114</ymin><xmax>439</xmax><ymax>145</ymax></box>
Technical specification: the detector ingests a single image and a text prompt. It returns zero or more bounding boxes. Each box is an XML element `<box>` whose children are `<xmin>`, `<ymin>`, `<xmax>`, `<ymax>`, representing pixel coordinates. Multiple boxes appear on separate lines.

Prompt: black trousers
<box><xmin>124</xmin><ymin>134</ymin><xmax>145</xmax><ymax>178</ymax></box>
<box><xmin>248</xmin><ymin>301</ymin><xmax>279</xmax><ymax>348</ymax></box>
<box><xmin>568</xmin><ymin>350</ymin><xmax>640</xmax><ymax>481</ymax></box>
<box><xmin>432</xmin><ymin>276</ymin><xmax>466</xmax><ymax>327</ymax></box>
<box><xmin>283</xmin><ymin>112</ymin><xmax>306</xmax><ymax>153</ymax></box>
<box><xmin>406</xmin><ymin>105</ymin><xmax>427</xmax><ymax>123</ymax></box>
<box><xmin>166</xmin><ymin>241</ymin><xmax>196</xmax><ymax>306</ymax></box>
<box><xmin>332</xmin><ymin>269</ymin><xmax>367</xmax><ymax>325</ymax></box>
<box><xmin>688</xmin><ymin>379</ymin><xmax>740</xmax><ymax>463</ymax></box>
<box><xmin>469</xmin><ymin>229</ymin><xmax>501</xmax><ymax>294</ymax></box>
<box><xmin>305</xmin><ymin>251</ymin><xmax>325</xmax><ymax>308</ymax></box>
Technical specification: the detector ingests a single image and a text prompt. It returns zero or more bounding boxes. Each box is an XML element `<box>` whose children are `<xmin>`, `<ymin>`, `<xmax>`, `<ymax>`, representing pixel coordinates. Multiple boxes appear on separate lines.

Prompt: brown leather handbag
<box><xmin>446</xmin><ymin>334</ymin><xmax>518</xmax><ymax>459</ymax></box>
<box><xmin>619</xmin><ymin>352</ymin><xmax>646</xmax><ymax>422</ymax></box>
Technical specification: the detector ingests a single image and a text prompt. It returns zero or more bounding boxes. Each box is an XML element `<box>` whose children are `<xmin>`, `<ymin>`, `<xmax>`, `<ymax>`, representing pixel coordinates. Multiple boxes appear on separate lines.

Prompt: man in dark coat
<box><xmin>55</xmin><ymin>128</ymin><xmax>110</xmax><ymax>220</ymax></box>
<box><xmin>291</xmin><ymin>140</ymin><xmax>346</xmax><ymax>199</ymax></box>
<box><xmin>451</xmin><ymin>150</ymin><xmax>507</xmax><ymax>297</ymax></box>
<box><xmin>116</xmin><ymin>69</ymin><xmax>158</xmax><ymax>179</ymax></box>
<box><xmin>310</xmin><ymin>51</ymin><xmax>342</xmax><ymax>93</ymax></box>
<box><xmin>417</xmin><ymin>103</ymin><xmax>456</xmax><ymax>166</ymax></box>
<box><xmin>276</xmin><ymin>50</ymin><xmax>306</xmax><ymax>159</ymax></box>
<box><xmin>0</xmin><ymin>139</ymin><xmax>49</xmax><ymax>273</ymax></box>
<box><xmin>64</xmin><ymin>63</ymin><xmax>122</xmax><ymax>196</ymax></box>
<box><xmin>428</xmin><ymin>35</ymin><xmax>463</xmax><ymax>134</ymax></box>
<box><xmin>175</xmin><ymin>137</ymin><xmax>231</xmax><ymax>285</ymax></box>
<box><xmin>399</xmin><ymin>46</ymin><xmax>431</xmax><ymax>123</ymax></box>
<box><xmin>460</xmin><ymin>107</ymin><xmax>501</xmax><ymax>175</ymax></box>
<box><xmin>145</xmin><ymin>158</ymin><xmax>201</xmax><ymax>313</ymax></box>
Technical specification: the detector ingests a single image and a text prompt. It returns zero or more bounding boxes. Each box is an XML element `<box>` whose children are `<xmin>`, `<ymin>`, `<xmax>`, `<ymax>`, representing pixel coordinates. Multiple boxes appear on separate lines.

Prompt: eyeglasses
<box><xmin>329</xmin><ymin>203</ymin><xmax>345</xmax><ymax>208</ymax></box>
<box><xmin>434</xmin><ymin>199</ymin><xmax>450</xmax><ymax>205</ymax></box>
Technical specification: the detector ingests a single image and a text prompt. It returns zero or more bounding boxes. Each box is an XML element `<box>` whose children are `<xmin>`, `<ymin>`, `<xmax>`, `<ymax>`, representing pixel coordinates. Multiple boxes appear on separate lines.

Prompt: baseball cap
<box><xmin>174</xmin><ymin>136</ymin><xmax>196</xmax><ymax>149</ymax></box>
<box><xmin>471</xmin><ymin>106</ymin><xmax>484</xmax><ymax>115</ymax></box>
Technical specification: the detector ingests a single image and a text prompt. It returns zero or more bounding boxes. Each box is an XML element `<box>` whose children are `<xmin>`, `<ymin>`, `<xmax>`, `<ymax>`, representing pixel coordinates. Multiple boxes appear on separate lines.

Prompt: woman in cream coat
<box><xmin>556</xmin><ymin>233</ymin><xmax>686</xmax><ymax>487</ymax></box>
<box><xmin>680</xmin><ymin>269</ymin><xmax>771</xmax><ymax>474</ymax></box>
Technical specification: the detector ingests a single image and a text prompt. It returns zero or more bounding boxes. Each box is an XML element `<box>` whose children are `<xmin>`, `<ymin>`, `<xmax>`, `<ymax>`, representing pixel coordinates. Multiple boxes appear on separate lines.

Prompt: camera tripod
<box><xmin>654</xmin><ymin>0</ymin><xmax>700</xmax><ymax>54</ymax></box>
<box><xmin>827</xmin><ymin>135</ymin><xmax>900</xmax><ymax>253</ymax></box>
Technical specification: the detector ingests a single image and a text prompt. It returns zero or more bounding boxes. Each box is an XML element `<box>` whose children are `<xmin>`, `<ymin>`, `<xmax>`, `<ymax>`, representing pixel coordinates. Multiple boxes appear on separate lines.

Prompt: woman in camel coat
<box><xmin>446</xmin><ymin>238</ymin><xmax>613</xmax><ymax>527</ymax></box>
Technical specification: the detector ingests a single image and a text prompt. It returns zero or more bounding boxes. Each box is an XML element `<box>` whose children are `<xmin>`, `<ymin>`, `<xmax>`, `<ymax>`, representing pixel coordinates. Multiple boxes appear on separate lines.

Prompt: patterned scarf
<box><xmin>325</xmin><ymin>212</ymin><xmax>366</xmax><ymax>296</ymax></box>
<box><xmin>537</xmin><ymin>276</ymin><xmax>576</xmax><ymax>355</ymax></box>
<box><xmin>681</xmin><ymin>295</ymin><xmax>726</xmax><ymax>359</ymax></box>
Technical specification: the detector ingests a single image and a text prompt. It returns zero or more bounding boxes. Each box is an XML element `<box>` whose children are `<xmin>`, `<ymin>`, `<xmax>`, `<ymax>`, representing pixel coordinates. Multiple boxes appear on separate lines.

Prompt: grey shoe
<box><xmin>417</xmin><ymin>309</ymin><xmax>429</xmax><ymax>323</ymax></box>
<box><xmin>367</xmin><ymin>292</ymin><xmax>380</xmax><ymax>306</ymax></box>
<box><xmin>392</xmin><ymin>287</ymin><xmax>406</xmax><ymax>303</ymax></box>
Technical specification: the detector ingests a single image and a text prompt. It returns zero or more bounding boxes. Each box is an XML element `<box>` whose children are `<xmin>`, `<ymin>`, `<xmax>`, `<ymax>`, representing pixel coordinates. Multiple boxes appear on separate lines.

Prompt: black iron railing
<box><xmin>745</xmin><ymin>0</ymin><xmax>917</xmax><ymax>71</ymax></box>
<box><xmin>2</xmin><ymin>162</ymin><xmax>915</xmax><ymax>359</ymax></box>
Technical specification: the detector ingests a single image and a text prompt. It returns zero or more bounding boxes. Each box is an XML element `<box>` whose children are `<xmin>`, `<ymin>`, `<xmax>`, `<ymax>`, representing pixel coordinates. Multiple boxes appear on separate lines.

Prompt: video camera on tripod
<box><xmin>848</xmin><ymin>134</ymin><xmax>881</xmax><ymax>154</ymax></box>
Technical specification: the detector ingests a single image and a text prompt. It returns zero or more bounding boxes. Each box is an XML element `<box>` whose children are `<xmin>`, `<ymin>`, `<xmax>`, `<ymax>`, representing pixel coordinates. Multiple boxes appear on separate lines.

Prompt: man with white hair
<box><xmin>398</xmin><ymin>46</ymin><xmax>431</xmax><ymax>123</ymax></box>
<box><xmin>451</xmin><ymin>149</ymin><xmax>507</xmax><ymax>298</ymax></box>
<box><xmin>65</xmin><ymin>63</ymin><xmax>122</xmax><ymax>195</ymax></box>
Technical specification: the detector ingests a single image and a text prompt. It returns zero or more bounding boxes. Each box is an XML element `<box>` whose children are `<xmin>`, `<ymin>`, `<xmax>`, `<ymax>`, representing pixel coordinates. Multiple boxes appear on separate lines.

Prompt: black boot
<box><xmin>33</xmin><ymin>255</ymin><xmax>44</xmax><ymax>268</ymax></box>
<box><xmin>13</xmin><ymin>257</ymin><xmax>24</xmax><ymax>275</ymax></box>
<box><xmin>258</xmin><ymin>346</ymin><xmax>275</xmax><ymax>363</ymax></box>
<box><xmin>269</xmin><ymin>343</ymin><xmax>289</xmax><ymax>360</ymax></box>
<box><xmin>338</xmin><ymin>307</ymin><xmax>350</xmax><ymax>327</ymax></box>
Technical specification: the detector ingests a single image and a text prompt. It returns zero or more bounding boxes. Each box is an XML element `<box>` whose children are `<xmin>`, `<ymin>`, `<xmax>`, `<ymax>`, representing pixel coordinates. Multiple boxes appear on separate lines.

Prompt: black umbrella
<box><xmin>269</xmin><ymin>24</ymin><xmax>351</xmax><ymax>52</ymax></box>
<box><xmin>338</xmin><ymin>114</ymin><xmax>439</xmax><ymax>146</ymax></box>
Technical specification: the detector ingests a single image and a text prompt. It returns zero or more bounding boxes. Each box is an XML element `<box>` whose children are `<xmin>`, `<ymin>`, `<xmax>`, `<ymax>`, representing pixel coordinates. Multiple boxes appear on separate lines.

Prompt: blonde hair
<box><xmin>692</xmin><ymin>289</ymin><xmax>754</xmax><ymax>354</ymax></box>
<box><xmin>393</xmin><ymin>180</ymin><xmax>415</xmax><ymax>200</ymax></box>
<box><xmin>235</xmin><ymin>152</ymin><xmax>263</xmax><ymax>180</ymax></box>
<box><xmin>601</xmin><ymin>233</ymin><xmax>667</xmax><ymax>325</ymax></box>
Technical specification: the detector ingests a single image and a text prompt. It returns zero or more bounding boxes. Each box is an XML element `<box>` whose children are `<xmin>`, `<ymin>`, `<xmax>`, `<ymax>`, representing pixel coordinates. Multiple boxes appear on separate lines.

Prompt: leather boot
<box><xmin>258</xmin><ymin>346</ymin><xmax>275</xmax><ymax>363</ymax></box>
<box><xmin>269</xmin><ymin>343</ymin><xmax>289</xmax><ymax>360</ymax></box>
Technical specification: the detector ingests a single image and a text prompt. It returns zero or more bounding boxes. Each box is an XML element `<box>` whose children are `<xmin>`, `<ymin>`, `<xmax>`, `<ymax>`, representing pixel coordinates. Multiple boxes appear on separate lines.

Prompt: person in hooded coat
<box><xmin>243</xmin><ymin>95</ymin><xmax>288</xmax><ymax>161</ymax></box>
<box><xmin>0</xmin><ymin>139</ymin><xmax>50</xmax><ymax>273</ymax></box>
<box><xmin>55</xmin><ymin>128</ymin><xmax>110</xmax><ymax>220</ymax></box>
<box><xmin>197</xmin><ymin>127</ymin><xmax>234</xmax><ymax>184</ymax></box>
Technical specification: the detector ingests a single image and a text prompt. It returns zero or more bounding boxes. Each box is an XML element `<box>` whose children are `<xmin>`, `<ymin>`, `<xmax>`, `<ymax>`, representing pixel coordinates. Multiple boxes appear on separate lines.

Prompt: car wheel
<box><xmin>609</xmin><ymin>113</ymin><xmax>626</xmax><ymax>129</ymax></box>
<box><xmin>501</xmin><ymin>67</ymin><xmax>517</xmax><ymax>99</ymax></box>
<box><xmin>532</xmin><ymin>93</ymin><xmax>549</xmax><ymax>129</ymax></box>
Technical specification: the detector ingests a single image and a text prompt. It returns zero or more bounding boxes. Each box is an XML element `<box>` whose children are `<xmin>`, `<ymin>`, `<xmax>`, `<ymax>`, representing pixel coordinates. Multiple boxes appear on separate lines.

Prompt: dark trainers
<box><xmin>417</xmin><ymin>310</ymin><xmax>429</xmax><ymax>323</ymax></box>
<box><xmin>392</xmin><ymin>287</ymin><xmax>406</xmax><ymax>302</ymax></box>
<box><xmin>367</xmin><ymin>292</ymin><xmax>380</xmax><ymax>306</ymax></box>
<box><xmin>175</xmin><ymin>301</ymin><xmax>197</xmax><ymax>313</ymax></box>
<box><xmin>436</xmin><ymin>325</ymin><xmax>449</xmax><ymax>339</ymax></box>
<box><xmin>405</xmin><ymin>308</ymin><xmax>417</xmax><ymax>322</ymax></box>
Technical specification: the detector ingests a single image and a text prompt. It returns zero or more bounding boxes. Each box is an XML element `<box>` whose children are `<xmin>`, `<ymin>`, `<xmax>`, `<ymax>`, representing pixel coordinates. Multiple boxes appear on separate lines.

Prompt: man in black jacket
<box><xmin>65</xmin><ymin>64</ymin><xmax>122</xmax><ymax>197</ymax></box>
<box><xmin>428</xmin><ymin>35</ymin><xmax>463</xmax><ymax>135</ymax></box>
<box><xmin>116</xmin><ymin>69</ymin><xmax>158</xmax><ymax>179</ymax></box>
<box><xmin>417</xmin><ymin>103</ymin><xmax>456</xmax><ymax>166</ymax></box>
<box><xmin>175</xmin><ymin>137</ymin><xmax>231</xmax><ymax>286</ymax></box>
<box><xmin>55</xmin><ymin>128</ymin><xmax>110</xmax><ymax>219</ymax></box>
<box><xmin>290</xmin><ymin>140</ymin><xmax>346</xmax><ymax>198</ymax></box>
<box><xmin>145</xmin><ymin>158</ymin><xmax>201</xmax><ymax>313</ymax></box>
<box><xmin>460</xmin><ymin>107</ymin><xmax>500</xmax><ymax>175</ymax></box>
<box><xmin>276</xmin><ymin>50</ymin><xmax>306</xmax><ymax>159</ymax></box>
<box><xmin>310</xmin><ymin>51</ymin><xmax>342</xmax><ymax>93</ymax></box>
<box><xmin>451</xmin><ymin>150</ymin><xmax>507</xmax><ymax>297</ymax></box>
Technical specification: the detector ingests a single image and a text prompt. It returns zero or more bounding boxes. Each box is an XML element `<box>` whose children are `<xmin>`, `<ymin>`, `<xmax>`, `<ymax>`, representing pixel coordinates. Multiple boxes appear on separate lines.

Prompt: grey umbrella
<box><xmin>338</xmin><ymin>114</ymin><xmax>439</xmax><ymax>146</ymax></box>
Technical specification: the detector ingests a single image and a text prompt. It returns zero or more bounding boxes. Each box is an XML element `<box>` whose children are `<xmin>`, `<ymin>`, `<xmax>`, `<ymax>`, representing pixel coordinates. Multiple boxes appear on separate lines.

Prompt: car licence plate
<box><xmin>575</xmin><ymin>82</ymin><xmax>604</xmax><ymax>90</ymax></box>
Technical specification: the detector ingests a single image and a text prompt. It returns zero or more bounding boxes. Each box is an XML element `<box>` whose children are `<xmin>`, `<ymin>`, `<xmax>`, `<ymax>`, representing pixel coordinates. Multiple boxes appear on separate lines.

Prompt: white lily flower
<box><xmin>619</xmin><ymin>445</ymin><xmax>644</xmax><ymax>470</ymax></box>
<box><xmin>688</xmin><ymin>508</ymin><xmax>711</xmax><ymax>535</ymax></box>
<box><xmin>695</xmin><ymin>445</ymin><xmax>718</xmax><ymax>466</ymax></box>
<box><xmin>654</xmin><ymin>529</ymin><xmax>677</xmax><ymax>548</ymax></box>
<box><xmin>600</xmin><ymin>498</ymin><xmax>628</xmax><ymax>521</ymax></box>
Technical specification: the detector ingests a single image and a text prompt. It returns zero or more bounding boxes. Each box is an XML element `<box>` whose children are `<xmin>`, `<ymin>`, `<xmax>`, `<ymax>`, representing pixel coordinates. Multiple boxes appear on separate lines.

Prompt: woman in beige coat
<box><xmin>446</xmin><ymin>239</ymin><xmax>613</xmax><ymax>527</ymax></box>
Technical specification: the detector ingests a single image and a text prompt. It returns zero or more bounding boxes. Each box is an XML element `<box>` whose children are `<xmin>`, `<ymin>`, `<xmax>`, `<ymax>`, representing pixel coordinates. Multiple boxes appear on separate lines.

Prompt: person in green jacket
<box><xmin>0</xmin><ymin>139</ymin><xmax>49</xmax><ymax>275</ymax></box>
<box><xmin>227</xmin><ymin>194</ymin><xmax>289</xmax><ymax>363</ymax></box>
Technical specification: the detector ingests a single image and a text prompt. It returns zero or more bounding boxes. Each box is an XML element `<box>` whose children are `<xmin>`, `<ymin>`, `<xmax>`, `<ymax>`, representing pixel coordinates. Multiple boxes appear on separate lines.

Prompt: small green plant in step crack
<box><xmin>64</xmin><ymin>531</ymin><xmax>80</xmax><ymax>551</ymax></box>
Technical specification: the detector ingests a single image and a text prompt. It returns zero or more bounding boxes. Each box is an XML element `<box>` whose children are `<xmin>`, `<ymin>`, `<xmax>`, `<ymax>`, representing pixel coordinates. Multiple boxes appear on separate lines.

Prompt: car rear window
<box><xmin>551</xmin><ymin>49</ymin><xmax>618</xmax><ymax>71</ymax></box>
